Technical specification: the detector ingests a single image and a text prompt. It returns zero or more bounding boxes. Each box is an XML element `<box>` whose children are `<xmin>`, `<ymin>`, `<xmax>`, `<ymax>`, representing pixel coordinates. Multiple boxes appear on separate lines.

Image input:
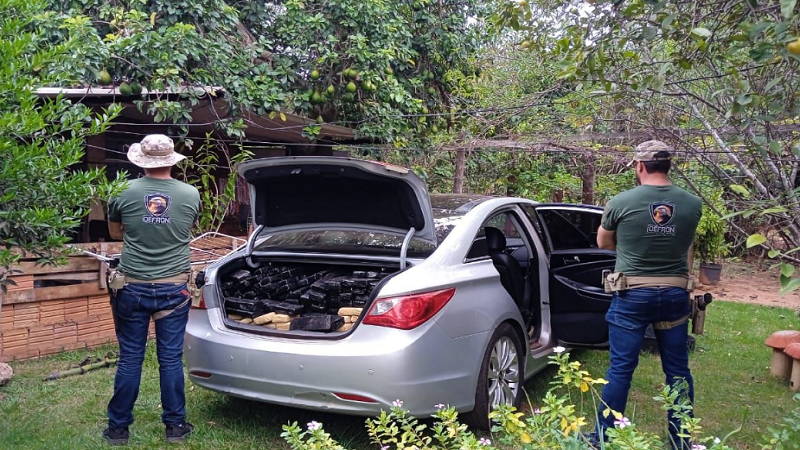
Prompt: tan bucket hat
<box><xmin>127</xmin><ymin>134</ymin><xmax>187</xmax><ymax>168</ymax></box>
<box><xmin>627</xmin><ymin>140</ymin><xmax>672</xmax><ymax>167</ymax></box>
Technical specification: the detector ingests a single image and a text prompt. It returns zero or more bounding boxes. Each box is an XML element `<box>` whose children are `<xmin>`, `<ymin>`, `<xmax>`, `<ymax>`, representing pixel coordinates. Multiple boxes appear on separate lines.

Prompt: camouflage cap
<box><xmin>127</xmin><ymin>134</ymin><xmax>187</xmax><ymax>168</ymax></box>
<box><xmin>627</xmin><ymin>140</ymin><xmax>672</xmax><ymax>167</ymax></box>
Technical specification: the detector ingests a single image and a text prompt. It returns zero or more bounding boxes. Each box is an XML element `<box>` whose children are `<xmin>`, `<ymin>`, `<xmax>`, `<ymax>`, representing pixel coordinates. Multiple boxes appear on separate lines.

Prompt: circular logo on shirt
<box><xmin>649</xmin><ymin>202</ymin><xmax>676</xmax><ymax>226</ymax></box>
<box><xmin>145</xmin><ymin>193</ymin><xmax>171</xmax><ymax>217</ymax></box>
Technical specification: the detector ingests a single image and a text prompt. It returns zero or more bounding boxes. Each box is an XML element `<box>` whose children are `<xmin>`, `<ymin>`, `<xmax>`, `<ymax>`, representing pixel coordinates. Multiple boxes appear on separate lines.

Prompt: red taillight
<box><xmin>363</xmin><ymin>288</ymin><xmax>456</xmax><ymax>330</ymax></box>
<box><xmin>191</xmin><ymin>291</ymin><xmax>206</xmax><ymax>310</ymax></box>
<box><xmin>332</xmin><ymin>392</ymin><xmax>378</xmax><ymax>403</ymax></box>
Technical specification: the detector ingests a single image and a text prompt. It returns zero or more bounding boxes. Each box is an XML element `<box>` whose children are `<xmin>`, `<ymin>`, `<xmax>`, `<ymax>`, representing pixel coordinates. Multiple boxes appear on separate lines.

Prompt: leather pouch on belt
<box><xmin>108</xmin><ymin>270</ymin><xmax>125</xmax><ymax>290</ymax></box>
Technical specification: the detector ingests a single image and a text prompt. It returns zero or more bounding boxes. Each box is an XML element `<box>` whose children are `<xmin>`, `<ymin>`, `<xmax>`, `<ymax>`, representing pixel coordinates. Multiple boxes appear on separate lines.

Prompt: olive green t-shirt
<box><xmin>601</xmin><ymin>184</ymin><xmax>702</xmax><ymax>276</ymax></box>
<box><xmin>108</xmin><ymin>177</ymin><xmax>200</xmax><ymax>280</ymax></box>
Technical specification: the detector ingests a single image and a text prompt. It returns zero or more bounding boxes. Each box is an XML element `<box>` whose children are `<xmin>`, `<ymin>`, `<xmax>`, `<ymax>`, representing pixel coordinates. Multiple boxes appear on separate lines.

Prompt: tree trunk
<box><xmin>453</xmin><ymin>147</ymin><xmax>466</xmax><ymax>194</ymax></box>
<box><xmin>582</xmin><ymin>151</ymin><xmax>596</xmax><ymax>205</ymax></box>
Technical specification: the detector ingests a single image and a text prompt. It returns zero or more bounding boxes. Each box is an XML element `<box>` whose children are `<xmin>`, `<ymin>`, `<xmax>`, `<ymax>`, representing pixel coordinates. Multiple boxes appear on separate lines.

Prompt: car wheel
<box><xmin>463</xmin><ymin>323</ymin><xmax>525</xmax><ymax>430</ymax></box>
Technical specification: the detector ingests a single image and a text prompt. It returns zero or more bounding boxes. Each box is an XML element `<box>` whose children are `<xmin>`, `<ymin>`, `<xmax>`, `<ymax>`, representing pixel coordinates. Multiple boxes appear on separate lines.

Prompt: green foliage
<box><xmin>695</xmin><ymin>206</ymin><xmax>729</xmax><ymax>264</ymax></box>
<box><xmin>41</xmin><ymin>0</ymin><xmax>489</xmax><ymax>145</ymax></box>
<box><xmin>279</xmin><ymin>351</ymin><xmax>768</xmax><ymax>450</ymax></box>
<box><xmin>176</xmin><ymin>134</ymin><xmax>252</xmax><ymax>234</ymax></box>
<box><xmin>762</xmin><ymin>394</ymin><xmax>800</xmax><ymax>450</ymax></box>
<box><xmin>0</xmin><ymin>0</ymin><xmax>127</xmax><ymax>291</ymax></box>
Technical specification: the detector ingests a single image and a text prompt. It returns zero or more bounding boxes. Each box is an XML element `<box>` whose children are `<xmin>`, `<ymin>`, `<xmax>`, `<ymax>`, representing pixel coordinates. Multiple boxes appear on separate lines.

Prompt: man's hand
<box><xmin>108</xmin><ymin>221</ymin><xmax>124</xmax><ymax>240</ymax></box>
<box><xmin>597</xmin><ymin>226</ymin><xmax>616</xmax><ymax>251</ymax></box>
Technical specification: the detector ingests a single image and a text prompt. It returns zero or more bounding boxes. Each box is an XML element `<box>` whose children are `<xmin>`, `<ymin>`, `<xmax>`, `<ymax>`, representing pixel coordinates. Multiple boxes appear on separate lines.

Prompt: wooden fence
<box><xmin>0</xmin><ymin>243</ymin><xmax>135</xmax><ymax>362</ymax></box>
<box><xmin>0</xmin><ymin>234</ymin><xmax>243</xmax><ymax>362</ymax></box>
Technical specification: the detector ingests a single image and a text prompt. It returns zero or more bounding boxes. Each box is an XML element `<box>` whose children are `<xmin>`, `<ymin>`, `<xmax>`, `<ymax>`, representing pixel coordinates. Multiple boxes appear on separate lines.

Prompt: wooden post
<box><xmin>582</xmin><ymin>151</ymin><xmax>596</xmax><ymax>205</ymax></box>
<box><xmin>453</xmin><ymin>147</ymin><xmax>466</xmax><ymax>194</ymax></box>
<box><xmin>98</xmin><ymin>242</ymin><xmax>108</xmax><ymax>289</ymax></box>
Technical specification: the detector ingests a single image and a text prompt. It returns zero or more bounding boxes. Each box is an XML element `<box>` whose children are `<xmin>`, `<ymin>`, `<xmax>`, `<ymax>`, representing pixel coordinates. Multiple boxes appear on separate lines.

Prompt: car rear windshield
<box><xmin>253</xmin><ymin>194</ymin><xmax>487</xmax><ymax>257</ymax></box>
<box><xmin>254</xmin><ymin>230</ymin><xmax>437</xmax><ymax>257</ymax></box>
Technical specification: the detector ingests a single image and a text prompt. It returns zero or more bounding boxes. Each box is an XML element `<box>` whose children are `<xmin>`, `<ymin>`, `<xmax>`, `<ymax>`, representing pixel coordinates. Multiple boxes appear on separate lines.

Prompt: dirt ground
<box><xmin>697</xmin><ymin>259</ymin><xmax>800</xmax><ymax>310</ymax></box>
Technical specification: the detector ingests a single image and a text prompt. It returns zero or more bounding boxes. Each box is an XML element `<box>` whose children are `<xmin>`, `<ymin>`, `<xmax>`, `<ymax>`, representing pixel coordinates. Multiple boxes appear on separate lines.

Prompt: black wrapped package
<box><xmin>261</xmin><ymin>299</ymin><xmax>305</xmax><ymax>315</ymax></box>
<box><xmin>230</xmin><ymin>270</ymin><xmax>251</xmax><ymax>283</ymax></box>
<box><xmin>289</xmin><ymin>315</ymin><xmax>344</xmax><ymax>332</ymax></box>
<box><xmin>227</xmin><ymin>297</ymin><xmax>263</xmax><ymax>312</ymax></box>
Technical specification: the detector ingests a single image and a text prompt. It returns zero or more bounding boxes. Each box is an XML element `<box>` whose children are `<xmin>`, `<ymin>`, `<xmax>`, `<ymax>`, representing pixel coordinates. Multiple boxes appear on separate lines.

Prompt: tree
<box><xmin>499</xmin><ymin>0</ymin><xmax>800</xmax><ymax>291</ymax></box>
<box><xmin>42</xmin><ymin>0</ymin><xmax>490</xmax><ymax>145</ymax></box>
<box><xmin>0</xmin><ymin>0</ymin><xmax>126</xmax><ymax>290</ymax></box>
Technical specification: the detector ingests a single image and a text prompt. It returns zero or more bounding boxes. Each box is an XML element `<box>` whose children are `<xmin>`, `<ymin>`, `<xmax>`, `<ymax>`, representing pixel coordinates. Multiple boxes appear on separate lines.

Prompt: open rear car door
<box><xmin>527</xmin><ymin>205</ymin><xmax>615</xmax><ymax>348</ymax></box>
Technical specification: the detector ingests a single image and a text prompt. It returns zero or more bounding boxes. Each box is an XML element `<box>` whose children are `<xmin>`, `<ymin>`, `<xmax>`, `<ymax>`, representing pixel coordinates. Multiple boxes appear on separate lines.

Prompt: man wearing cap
<box><xmin>103</xmin><ymin>134</ymin><xmax>200</xmax><ymax>445</ymax></box>
<box><xmin>594</xmin><ymin>140</ymin><xmax>702</xmax><ymax>449</ymax></box>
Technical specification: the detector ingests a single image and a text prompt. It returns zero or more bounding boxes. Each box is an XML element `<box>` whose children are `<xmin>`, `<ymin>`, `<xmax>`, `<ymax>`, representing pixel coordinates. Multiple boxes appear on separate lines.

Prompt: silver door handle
<box><xmin>563</xmin><ymin>256</ymin><xmax>580</xmax><ymax>265</ymax></box>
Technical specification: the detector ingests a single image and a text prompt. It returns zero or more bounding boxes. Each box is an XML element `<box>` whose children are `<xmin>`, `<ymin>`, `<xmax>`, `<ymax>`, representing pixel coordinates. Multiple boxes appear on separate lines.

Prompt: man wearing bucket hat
<box><xmin>592</xmin><ymin>140</ymin><xmax>703</xmax><ymax>449</ymax></box>
<box><xmin>103</xmin><ymin>134</ymin><xmax>200</xmax><ymax>445</ymax></box>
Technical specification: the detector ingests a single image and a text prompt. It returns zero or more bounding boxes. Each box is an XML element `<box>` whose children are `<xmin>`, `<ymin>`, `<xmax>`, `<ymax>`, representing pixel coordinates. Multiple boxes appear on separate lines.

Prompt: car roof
<box><xmin>430</xmin><ymin>194</ymin><xmax>493</xmax><ymax>218</ymax></box>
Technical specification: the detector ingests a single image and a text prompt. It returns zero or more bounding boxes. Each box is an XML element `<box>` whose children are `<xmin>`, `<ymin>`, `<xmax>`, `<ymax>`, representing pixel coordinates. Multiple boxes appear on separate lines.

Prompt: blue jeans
<box><xmin>107</xmin><ymin>282</ymin><xmax>191</xmax><ymax>429</ymax></box>
<box><xmin>597</xmin><ymin>287</ymin><xmax>694</xmax><ymax>449</ymax></box>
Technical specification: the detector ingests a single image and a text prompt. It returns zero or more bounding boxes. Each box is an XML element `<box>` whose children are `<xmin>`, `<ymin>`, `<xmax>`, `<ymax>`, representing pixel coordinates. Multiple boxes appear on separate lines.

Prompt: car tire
<box><xmin>462</xmin><ymin>323</ymin><xmax>525</xmax><ymax>430</ymax></box>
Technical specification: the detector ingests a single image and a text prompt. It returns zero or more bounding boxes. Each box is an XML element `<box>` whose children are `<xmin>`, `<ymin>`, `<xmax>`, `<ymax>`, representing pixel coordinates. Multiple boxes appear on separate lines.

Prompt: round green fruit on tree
<box><xmin>311</xmin><ymin>92</ymin><xmax>322</xmax><ymax>104</ymax></box>
<box><xmin>316</xmin><ymin>116</ymin><xmax>324</xmax><ymax>124</ymax></box>
<box><xmin>343</xmin><ymin>92</ymin><xmax>355</xmax><ymax>102</ymax></box>
<box><xmin>130</xmin><ymin>81</ymin><xmax>143</xmax><ymax>95</ymax></box>
<box><xmin>427</xmin><ymin>86</ymin><xmax>436</xmax><ymax>95</ymax></box>
<box><xmin>421</xmin><ymin>106</ymin><xmax>429</xmax><ymax>114</ymax></box>
<box><xmin>118</xmin><ymin>82</ymin><xmax>132</xmax><ymax>95</ymax></box>
<box><xmin>385</xmin><ymin>66</ymin><xmax>394</xmax><ymax>75</ymax></box>
<box><xmin>789</xmin><ymin>39</ymin><xmax>800</xmax><ymax>56</ymax></box>
<box><xmin>326</xmin><ymin>85</ymin><xmax>335</xmax><ymax>95</ymax></box>
<box><xmin>98</xmin><ymin>69</ymin><xmax>112</xmax><ymax>85</ymax></box>
<box><xmin>320</xmin><ymin>94</ymin><xmax>328</xmax><ymax>103</ymax></box>
<box><xmin>346</xmin><ymin>81</ymin><xmax>357</xmax><ymax>93</ymax></box>
<box><xmin>430</xmin><ymin>125</ymin><xmax>439</xmax><ymax>133</ymax></box>
<box><xmin>310</xmin><ymin>69</ymin><xmax>320</xmax><ymax>80</ymax></box>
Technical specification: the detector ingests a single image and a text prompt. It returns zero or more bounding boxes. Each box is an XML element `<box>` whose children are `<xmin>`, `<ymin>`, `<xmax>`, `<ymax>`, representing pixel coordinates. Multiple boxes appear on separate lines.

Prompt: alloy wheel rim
<box><xmin>487</xmin><ymin>336</ymin><xmax>520</xmax><ymax>409</ymax></box>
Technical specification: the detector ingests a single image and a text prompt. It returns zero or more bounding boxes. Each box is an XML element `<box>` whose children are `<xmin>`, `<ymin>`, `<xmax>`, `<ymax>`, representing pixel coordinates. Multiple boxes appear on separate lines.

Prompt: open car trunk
<box><xmin>217</xmin><ymin>257</ymin><xmax>399</xmax><ymax>336</ymax></box>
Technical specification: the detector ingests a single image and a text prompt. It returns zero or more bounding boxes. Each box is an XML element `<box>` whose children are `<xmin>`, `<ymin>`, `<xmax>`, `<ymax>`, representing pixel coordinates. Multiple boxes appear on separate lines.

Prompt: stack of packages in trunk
<box><xmin>222</xmin><ymin>264</ymin><xmax>389</xmax><ymax>332</ymax></box>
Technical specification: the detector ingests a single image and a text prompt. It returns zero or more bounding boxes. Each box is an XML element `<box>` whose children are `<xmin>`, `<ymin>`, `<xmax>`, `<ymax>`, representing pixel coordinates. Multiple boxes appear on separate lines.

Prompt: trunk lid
<box><xmin>238</xmin><ymin>157</ymin><xmax>436</xmax><ymax>246</ymax></box>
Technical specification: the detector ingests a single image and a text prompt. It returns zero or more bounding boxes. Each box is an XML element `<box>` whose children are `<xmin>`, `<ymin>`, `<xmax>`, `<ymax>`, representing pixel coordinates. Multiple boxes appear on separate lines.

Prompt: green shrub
<box><xmin>278</xmin><ymin>349</ymin><xmax>792</xmax><ymax>450</ymax></box>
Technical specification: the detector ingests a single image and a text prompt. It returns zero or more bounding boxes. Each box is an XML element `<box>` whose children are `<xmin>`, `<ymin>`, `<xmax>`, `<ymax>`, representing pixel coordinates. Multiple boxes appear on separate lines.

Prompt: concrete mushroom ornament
<box><xmin>784</xmin><ymin>343</ymin><xmax>800</xmax><ymax>392</ymax></box>
<box><xmin>766</xmin><ymin>330</ymin><xmax>800</xmax><ymax>379</ymax></box>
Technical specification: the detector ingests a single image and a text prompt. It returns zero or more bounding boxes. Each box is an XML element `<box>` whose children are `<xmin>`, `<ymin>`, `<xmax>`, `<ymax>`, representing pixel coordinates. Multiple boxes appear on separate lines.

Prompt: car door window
<box><xmin>521</xmin><ymin>204</ymin><xmax>547</xmax><ymax>251</ymax></box>
<box><xmin>538</xmin><ymin>209</ymin><xmax>602</xmax><ymax>251</ymax></box>
<box><xmin>466</xmin><ymin>211</ymin><xmax>525</xmax><ymax>261</ymax></box>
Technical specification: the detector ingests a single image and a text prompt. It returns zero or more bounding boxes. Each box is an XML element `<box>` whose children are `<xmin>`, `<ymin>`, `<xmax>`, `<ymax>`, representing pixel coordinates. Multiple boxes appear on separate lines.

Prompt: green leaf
<box><xmin>780</xmin><ymin>0</ymin><xmax>797</xmax><ymax>19</ymax></box>
<box><xmin>781</xmin><ymin>263</ymin><xmax>795</xmax><ymax>278</ymax></box>
<box><xmin>746</xmin><ymin>234</ymin><xmax>767</xmax><ymax>248</ymax></box>
<box><xmin>729</xmin><ymin>184</ymin><xmax>751</xmax><ymax>198</ymax></box>
<box><xmin>768</xmin><ymin>250</ymin><xmax>780</xmax><ymax>258</ymax></box>
<box><xmin>768</xmin><ymin>140</ymin><xmax>782</xmax><ymax>155</ymax></box>
<box><xmin>691</xmin><ymin>27</ymin><xmax>712</xmax><ymax>38</ymax></box>
<box><xmin>780</xmin><ymin>277</ymin><xmax>800</xmax><ymax>295</ymax></box>
<box><xmin>760</xmin><ymin>206</ymin><xmax>787</xmax><ymax>215</ymax></box>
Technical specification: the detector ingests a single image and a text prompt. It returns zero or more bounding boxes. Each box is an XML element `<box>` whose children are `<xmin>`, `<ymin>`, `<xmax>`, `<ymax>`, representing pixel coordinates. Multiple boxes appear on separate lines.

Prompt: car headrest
<box><xmin>484</xmin><ymin>227</ymin><xmax>506</xmax><ymax>253</ymax></box>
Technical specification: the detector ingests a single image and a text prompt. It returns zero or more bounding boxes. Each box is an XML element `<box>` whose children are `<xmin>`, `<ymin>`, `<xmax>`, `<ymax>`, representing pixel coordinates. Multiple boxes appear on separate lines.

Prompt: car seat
<box><xmin>484</xmin><ymin>227</ymin><xmax>525</xmax><ymax>307</ymax></box>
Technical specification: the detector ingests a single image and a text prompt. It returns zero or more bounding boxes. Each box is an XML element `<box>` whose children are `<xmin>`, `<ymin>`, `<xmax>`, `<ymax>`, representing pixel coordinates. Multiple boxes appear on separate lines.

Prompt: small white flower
<box><xmin>614</xmin><ymin>417</ymin><xmax>631</xmax><ymax>429</ymax></box>
<box><xmin>435</xmin><ymin>403</ymin><xmax>445</xmax><ymax>409</ymax></box>
<box><xmin>553</xmin><ymin>346</ymin><xmax>566</xmax><ymax>353</ymax></box>
<box><xmin>392</xmin><ymin>399</ymin><xmax>404</xmax><ymax>408</ymax></box>
<box><xmin>479</xmin><ymin>437</ymin><xmax>491</xmax><ymax>446</ymax></box>
<box><xmin>307</xmin><ymin>421</ymin><xmax>322</xmax><ymax>431</ymax></box>
<box><xmin>381</xmin><ymin>446</ymin><xmax>389</xmax><ymax>450</ymax></box>
<box><xmin>533</xmin><ymin>408</ymin><xmax>542</xmax><ymax>414</ymax></box>
<box><xmin>713</xmin><ymin>437</ymin><xmax>721</xmax><ymax>444</ymax></box>
<box><xmin>692</xmin><ymin>445</ymin><xmax>706</xmax><ymax>450</ymax></box>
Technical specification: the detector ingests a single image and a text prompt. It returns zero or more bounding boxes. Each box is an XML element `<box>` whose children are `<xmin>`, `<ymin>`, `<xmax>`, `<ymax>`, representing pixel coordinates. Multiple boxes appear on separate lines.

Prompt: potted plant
<box><xmin>694</xmin><ymin>206</ymin><xmax>728</xmax><ymax>285</ymax></box>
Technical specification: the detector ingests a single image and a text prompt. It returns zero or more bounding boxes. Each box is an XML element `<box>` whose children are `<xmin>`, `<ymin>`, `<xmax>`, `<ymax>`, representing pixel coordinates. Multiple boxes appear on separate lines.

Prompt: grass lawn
<box><xmin>1</xmin><ymin>300</ymin><xmax>799</xmax><ymax>449</ymax></box>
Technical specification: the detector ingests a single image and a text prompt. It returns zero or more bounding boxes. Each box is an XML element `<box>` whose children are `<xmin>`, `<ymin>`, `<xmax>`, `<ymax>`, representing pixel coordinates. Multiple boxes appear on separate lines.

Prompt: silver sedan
<box><xmin>185</xmin><ymin>157</ymin><xmax>614</xmax><ymax>428</ymax></box>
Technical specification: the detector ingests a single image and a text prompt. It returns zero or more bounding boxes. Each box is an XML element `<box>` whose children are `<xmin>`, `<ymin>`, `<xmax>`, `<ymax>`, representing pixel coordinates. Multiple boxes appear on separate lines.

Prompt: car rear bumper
<box><xmin>184</xmin><ymin>310</ymin><xmax>489</xmax><ymax>416</ymax></box>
